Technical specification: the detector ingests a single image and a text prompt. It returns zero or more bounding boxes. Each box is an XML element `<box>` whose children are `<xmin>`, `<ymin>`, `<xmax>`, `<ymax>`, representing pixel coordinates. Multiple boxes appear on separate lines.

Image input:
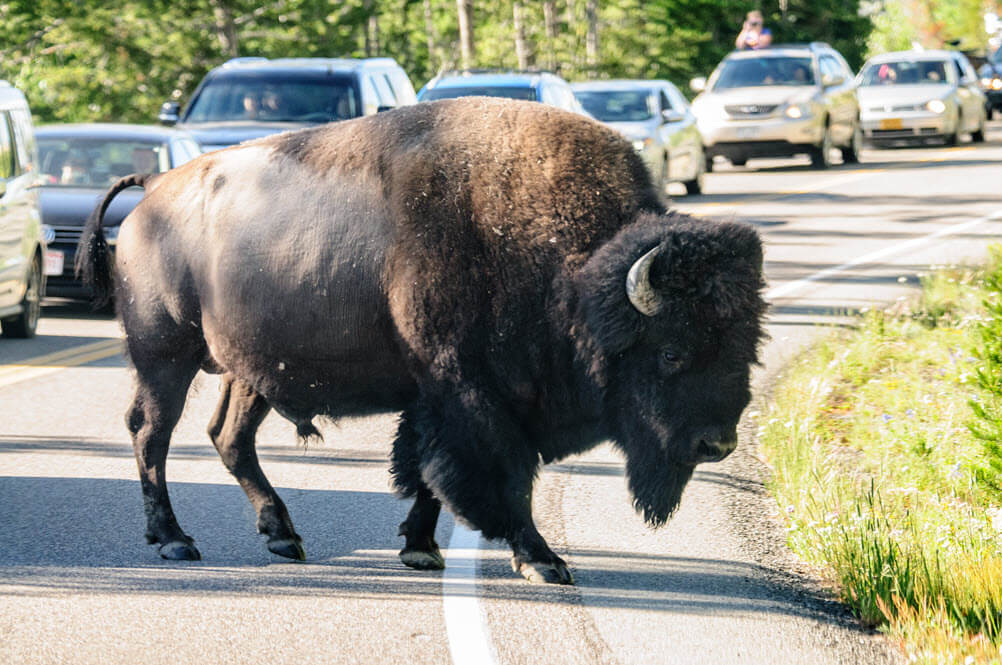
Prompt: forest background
<box><xmin>0</xmin><ymin>0</ymin><xmax>999</xmax><ymax>125</ymax></box>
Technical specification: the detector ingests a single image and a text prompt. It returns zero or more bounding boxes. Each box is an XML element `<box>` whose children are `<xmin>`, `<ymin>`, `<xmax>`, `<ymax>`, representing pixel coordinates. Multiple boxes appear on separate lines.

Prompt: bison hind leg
<box><xmin>208</xmin><ymin>375</ymin><xmax>306</xmax><ymax>561</ymax></box>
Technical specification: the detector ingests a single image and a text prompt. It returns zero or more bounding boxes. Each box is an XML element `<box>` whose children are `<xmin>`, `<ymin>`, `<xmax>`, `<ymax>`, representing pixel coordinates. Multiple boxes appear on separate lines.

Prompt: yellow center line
<box><xmin>0</xmin><ymin>338</ymin><xmax>124</xmax><ymax>388</ymax></box>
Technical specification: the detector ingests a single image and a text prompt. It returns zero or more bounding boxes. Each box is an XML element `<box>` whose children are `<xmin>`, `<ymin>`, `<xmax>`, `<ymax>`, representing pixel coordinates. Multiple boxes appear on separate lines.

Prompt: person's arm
<box><xmin>735</xmin><ymin>24</ymin><xmax>748</xmax><ymax>48</ymax></box>
<box><xmin>757</xmin><ymin>29</ymin><xmax>772</xmax><ymax>48</ymax></box>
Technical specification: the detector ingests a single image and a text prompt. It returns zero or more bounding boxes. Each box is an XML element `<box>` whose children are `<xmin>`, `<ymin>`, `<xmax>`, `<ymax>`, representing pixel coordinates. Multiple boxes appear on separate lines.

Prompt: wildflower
<box><xmin>905</xmin><ymin>408</ymin><xmax>915</xmax><ymax>417</ymax></box>
<box><xmin>881</xmin><ymin>414</ymin><xmax>893</xmax><ymax>423</ymax></box>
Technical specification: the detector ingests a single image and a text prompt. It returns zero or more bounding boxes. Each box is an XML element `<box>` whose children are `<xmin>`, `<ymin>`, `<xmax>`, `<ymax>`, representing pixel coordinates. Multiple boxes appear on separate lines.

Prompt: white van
<box><xmin>0</xmin><ymin>81</ymin><xmax>44</xmax><ymax>338</ymax></box>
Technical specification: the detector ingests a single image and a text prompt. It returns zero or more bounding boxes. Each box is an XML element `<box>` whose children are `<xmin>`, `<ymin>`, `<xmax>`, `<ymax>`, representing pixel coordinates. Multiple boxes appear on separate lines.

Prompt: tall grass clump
<box><xmin>759</xmin><ymin>248</ymin><xmax>1002</xmax><ymax>664</ymax></box>
<box><xmin>970</xmin><ymin>247</ymin><xmax>1002</xmax><ymax>497</ymax></box>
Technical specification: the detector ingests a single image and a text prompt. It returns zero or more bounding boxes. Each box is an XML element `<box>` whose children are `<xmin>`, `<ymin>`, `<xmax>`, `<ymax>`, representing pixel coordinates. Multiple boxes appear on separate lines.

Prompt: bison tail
<box><xmin>75</xmin><ymin>173</ymin><xmax>158</xmax><ymax>310</ymax></box>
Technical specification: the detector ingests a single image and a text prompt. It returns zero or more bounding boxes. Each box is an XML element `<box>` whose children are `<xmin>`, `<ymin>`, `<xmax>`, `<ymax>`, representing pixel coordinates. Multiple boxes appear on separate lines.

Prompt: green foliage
<box><xmin>970</xmin><ymin>248</ymin><xmax>1002</xmax><ymax>496</ymax></box>
<box><xmin>1</xmin><ymin>0</ymin><xmax>872</xmax><ymax>125</ymax></box>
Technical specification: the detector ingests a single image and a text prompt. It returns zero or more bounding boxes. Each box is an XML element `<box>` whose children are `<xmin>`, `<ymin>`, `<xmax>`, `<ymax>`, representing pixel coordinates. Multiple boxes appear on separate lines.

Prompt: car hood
<box><xmin>602</xmin><ymin>119</ymin><xmax>661</xmax><ymax>140</ymax></box>
<box><xmin>176</xmin><ymin>121</ymin><xmax>310</xmax><ymax>151</ymax></box>
<box><xmin>857</xmin><ymin>84</ymin><xmax>952</xmax><ymax>107</ymax></box>
<box><xmin>39</xmin><ymin>186</ymin><xmax>145</xmax><ymax>228</ymax></box>
<box><xmin>699</xmin><ymin>86</ymin><xmax>816</xmax><ymax>108</ymax></box>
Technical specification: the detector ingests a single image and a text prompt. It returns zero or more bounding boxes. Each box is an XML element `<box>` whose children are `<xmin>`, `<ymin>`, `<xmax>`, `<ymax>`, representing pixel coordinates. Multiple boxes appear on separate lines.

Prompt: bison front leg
<box><xmin>392</xmin><ymin>409</ymin><xmax>445</xmax><ymax>570</ymax></box>
<box><xmin>207</xmin><ymin>375</ymin><xmax>305</xmax><ymax>560</ymax></box>
<box><xmin>394</xmin><ymin>400</ymin><xmax>573</xmax><ymax>584</ymax></box>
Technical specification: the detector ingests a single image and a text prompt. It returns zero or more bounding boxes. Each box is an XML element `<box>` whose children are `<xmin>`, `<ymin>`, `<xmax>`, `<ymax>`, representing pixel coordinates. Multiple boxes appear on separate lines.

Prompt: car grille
<box><xmin>724</xmin><ymin>104</ymin><xmax>778</xmax><ymax>117</ymax></box>
<box><xmin>869</xmin><ymin>104</ymin><xmax>923</xmax><ymax>113</ymax></box>
<box><xmin>51</xmin><ymin>226</ymin><xmax>84</xmax><ymax>244</ymax></box>
<box><xmin>871</xmin><ymin>127</ymin><xmax>939</xmax><ymax>138</ymax></box>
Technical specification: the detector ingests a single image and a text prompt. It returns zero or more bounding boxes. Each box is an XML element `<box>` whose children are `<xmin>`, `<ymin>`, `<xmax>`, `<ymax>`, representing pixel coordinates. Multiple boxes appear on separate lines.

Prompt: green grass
<box><xmin>759</xmin><ymin>249</ymin><xmax>1002</xmax><ymax>664</ymax></box>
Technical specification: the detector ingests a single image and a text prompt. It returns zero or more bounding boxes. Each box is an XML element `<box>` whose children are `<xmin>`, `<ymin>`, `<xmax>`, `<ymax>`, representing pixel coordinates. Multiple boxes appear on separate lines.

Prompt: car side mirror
<box><xmin>689</xmin><ymin>77</ymin><xmax>707</xmax><ymax>93</ymax></box>
<box><xmin>661</xmin><ymin>109</ymin><xmax>685</xmax><ymax>124</ymax></box>
<box><xmin>158</xmin><ymin>101</ymin><xmax>181</xmax><ymax>126</ymax></box>
<box><xmin>822</xmin><ymin>73</ymin><xmax>845</xmax><ymax>88</ymax></box>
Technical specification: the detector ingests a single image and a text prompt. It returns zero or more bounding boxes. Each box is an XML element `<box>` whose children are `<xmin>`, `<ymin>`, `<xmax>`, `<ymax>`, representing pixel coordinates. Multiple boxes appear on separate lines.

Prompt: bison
<box><xmin>78</xmin><ymin>97</ymin><xmax>766</xmax><ymax>584</ymax></box>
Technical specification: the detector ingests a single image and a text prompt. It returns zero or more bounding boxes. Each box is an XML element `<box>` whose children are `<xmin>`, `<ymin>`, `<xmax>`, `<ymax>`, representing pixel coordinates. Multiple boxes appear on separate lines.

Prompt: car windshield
<box><xmin>185</xmin><ymin>75</ymin><xmax>360</xmax><ymax>123</ymax></box>
<box><xmin>573</xmin><ymin>90</ymin><xmax>654</xmax><ymax>121</ymax></box>
<box><xmin>712</xmin><ymin>56</ymin><xmax>816</xmax><ymax>89</ymax></box>
<box><xmin>420</xmin><ymin>85</ymin><xmax>537</xmax><ymax>101</ymax></box>
<box><xmin>991</xmin><ymin>48</ymin><xmax>1002</xmax><ymax>64</ymax></box>
<box><xmin>858</xmin><ymin>60</ymin><xmax>949</xmax><ymax>86</ymax></box>
<box><xmin>38</xmin><ymin>137</ymin><xmax>169</xmax><ymax>187</ymax></box>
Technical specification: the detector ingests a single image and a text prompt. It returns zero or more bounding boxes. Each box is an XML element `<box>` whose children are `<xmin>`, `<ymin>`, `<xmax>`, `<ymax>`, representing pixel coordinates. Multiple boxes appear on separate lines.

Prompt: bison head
<box><xmin>574</xmin><ymin>212</ymin><xmax>767</xmax><ymax>527</ymax></box>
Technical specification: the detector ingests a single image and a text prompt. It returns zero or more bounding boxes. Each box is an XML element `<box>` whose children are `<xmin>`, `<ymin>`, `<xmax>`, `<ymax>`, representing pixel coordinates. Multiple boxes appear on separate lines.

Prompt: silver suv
<box><xmin>0</xmin><ymin>81</ymin><xmax>44</xmax><ymax>338</ymax></box>
<box><xmin>159</xmin><ymin>57</ymin><xmax>417</xmax><ymax>152</ymax></box>
<box><xmin>691</xmin><ymin>42</ymin><xmax>861</xmax><ymax>169</ymax></box>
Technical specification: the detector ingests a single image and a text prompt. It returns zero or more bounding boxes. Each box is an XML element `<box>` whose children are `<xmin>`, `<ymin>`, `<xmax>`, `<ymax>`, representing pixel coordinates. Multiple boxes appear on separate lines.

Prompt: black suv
<box><xmin>159</xmin><ymin>57</ymin><xmax>417</xmax><ymax>151</ymax></box>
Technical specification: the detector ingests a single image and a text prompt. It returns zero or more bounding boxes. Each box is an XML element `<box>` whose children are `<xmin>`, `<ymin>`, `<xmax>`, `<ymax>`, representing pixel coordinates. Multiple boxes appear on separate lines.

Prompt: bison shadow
<box><xmin>0</xmin><ymin>474</ymin><xmax>862</xmax><ymax>629</ymax></box>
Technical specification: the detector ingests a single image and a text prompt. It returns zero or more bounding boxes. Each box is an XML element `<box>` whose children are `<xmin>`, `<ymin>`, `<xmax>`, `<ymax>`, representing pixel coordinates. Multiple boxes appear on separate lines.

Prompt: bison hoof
<box><xmin>268</xmin><ymin>538</ymin><xmax>307</xmax><ymax>561</ymax></box>
<box><xmin>400</xmin><ymin>547</ymin><xmax>446</xmax><ymax>570</ymax></box>
<box><xmin>159</xmin><ymin>540</ymin><xmax>202</xmax><ymax>561</ymax></box>
<box><xmin>512</xmin><ymin>557</ymin><xmax>574</xmax><ymax>585</ymax></box>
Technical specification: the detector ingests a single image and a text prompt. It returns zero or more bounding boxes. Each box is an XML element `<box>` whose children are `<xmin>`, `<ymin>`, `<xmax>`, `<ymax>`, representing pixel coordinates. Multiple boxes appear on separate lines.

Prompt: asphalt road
<box><xmin>3</xmin><ymin>123</ymin><xmax>1002</xmax><ymax>664</ymax></box>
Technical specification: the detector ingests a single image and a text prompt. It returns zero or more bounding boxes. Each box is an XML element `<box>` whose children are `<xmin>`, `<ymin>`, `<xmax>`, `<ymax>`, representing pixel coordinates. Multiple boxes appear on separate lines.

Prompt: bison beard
<box><xmin>627</xmin><ymin>453</ymin><xmax>695</xmax><ymax>528</ymax></box>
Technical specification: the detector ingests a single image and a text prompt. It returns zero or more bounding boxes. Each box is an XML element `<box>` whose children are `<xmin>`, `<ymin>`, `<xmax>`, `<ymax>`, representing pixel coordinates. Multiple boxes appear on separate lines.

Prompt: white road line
<box><xmin>442</xmin><ymin>522</ymin><xmax>499</xmax><ymax>665</ymax></box>
<box><xmin>766</xmin><ymin>210</ymin><xmax>1002</xmax><ymax>301</ymax></box>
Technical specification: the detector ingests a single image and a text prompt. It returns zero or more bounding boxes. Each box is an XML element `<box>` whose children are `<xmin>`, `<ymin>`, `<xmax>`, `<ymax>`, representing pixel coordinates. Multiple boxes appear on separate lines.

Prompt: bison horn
<box><xmin>626</xmin><ymin>245</ymin><xmax>664</xmax><ymax>316</ymax></box>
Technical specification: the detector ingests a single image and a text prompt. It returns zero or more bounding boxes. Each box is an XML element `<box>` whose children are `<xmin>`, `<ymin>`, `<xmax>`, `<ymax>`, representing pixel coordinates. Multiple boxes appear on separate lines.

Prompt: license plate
<box><xmin>44</xmin><ymin>249</ymin><xmax>64</xmax><ymax>276</ymax></box>
<box><xmin>879</xmin><ymin>118</ymin><xmax>904</xmax><ymax>130</ymax></box>
<box><xmin>736</xmin><ymin>127</ymin><xmax>759</xmax><ymax>139</ymax></box>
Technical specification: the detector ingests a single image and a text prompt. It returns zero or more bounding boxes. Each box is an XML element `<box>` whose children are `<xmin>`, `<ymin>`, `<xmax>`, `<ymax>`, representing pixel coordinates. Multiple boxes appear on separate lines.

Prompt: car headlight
<box><xmin>784</xmin><ymin>103</ymin><xmax>811</xmax><ymax>120</ymax></box>
<box><xmin>993</xmin><ymin>78</ymin><xmax>1002</xmax><ymax>91</ymax></box>
<box><xmin>631</xmin><ymin>138</ymin><xmax>653</xmax><ymax>152</ymax></box>
<box><xmin>41</xmin><ymin>224</ymin><xmax>56</xmax><ymax>245</ymax></box>
<box><xmin>926</xmin><ymin>99</ymin><xmax>947</xmax><ymax>114</ymax></box>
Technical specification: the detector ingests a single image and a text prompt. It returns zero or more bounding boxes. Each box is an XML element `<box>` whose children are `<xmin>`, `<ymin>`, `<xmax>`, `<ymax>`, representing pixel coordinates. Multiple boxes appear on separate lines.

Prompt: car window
<box><xmin>0</xmin><ymin>113</ymin><xmax>13</xmax><ymax>180</ymax></box>
<box><xmin>574</xmin><ymin>90</ymin><xmax>654</xmax><ymax>121</ymax></box>
<box><xmin>359</xmin><ymin>75</ymin><xmax>382</xmax><ymax>115</ymax></box>
<box><xmin>186</xmin><ymin>74</ymin><xmax>361</xmax><ymax>123</ymax></box>
<box><xmin>858</xmin><ymin>60</ymin><xmax>949</xmax><ymax>86</ymax></box>
<box><xmin>8</xmin><ymin>108</ymin><xmax>34</xmax><ymax>176</ymax></box>
<box><xmin>713</xmin><ymin>56</ymin><xmax>816</xmax><ymax>89</ymax></box>
<box><xmin>952</xmin><ymin>58</ymin><xmax>965</xmax><ymax>83</ymax></box>
<box><xmin>420</xmin><ymin>86</ymin><xmax>537</xmax><ymax>101</ymax></box>
<box><xmin>170</xmin><ymin>138</ymin><xmax>201</xmax><ymax>167</ymax></box>
<box><xmin>659</xmin><ymin>90</ymin><xmax>673</xmax><ymax>112</ymax></box>
<box><xmin>820</xmin><ymin>56</ymin><xmax>841</xmax><ymax>80</ymax></box>
<box><xmin>387</xmin><ymin>69</ymin><xmax>417</xmax><ymax>104</ymax></box>
<box><xmin>38</xmin><ymin>137</ymin><xmax>171</xmax><ymax>186</ymax></box>
<box><xmin>370</xmin><ymin>74</ymin><xmax>396</xmax><ymax>107</ymax></box>
<box><xmin>549</xmin><ymin>83</ymin><xmax>580</xmax><ymax>112</ymax></box>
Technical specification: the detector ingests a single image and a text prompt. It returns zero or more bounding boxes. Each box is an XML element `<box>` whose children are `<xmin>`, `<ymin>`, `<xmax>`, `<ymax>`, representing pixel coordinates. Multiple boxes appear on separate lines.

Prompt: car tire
<box><xmin>730</xmin><ymin>157</ymin><xmax>747</xmax><ymax>167</ymax></box>
<box><xmin>841</xmin><ymin>122</ymin><xmax>862</xmax><ymax>164</ymax></box>
<box><xmin>972</xmin><ymin>118</ymin><xmax>986</xmax><ymax>143</ymax></box>
<box><xmin>705</xmin><ymin>154</ymin><xmax>714</xmax><ymax>173</ymax></box>
<box><xmin>945</xmin><ymin>112</ymin><xmax>960</xmax><ymax>146</ymax></box>
<box><xmin>683</xmin><ymin>171</ymin><xmax>703</xmax><ymax>195</ymax></box>
<box><xmin>810</xmin><ymin>123</ymin><xmax>833</xmax><ymax>169</ymax></box>
<box><xmin>1</xmin><ymin>254</ymin><xmax>42</xmax><ymax>339</ymax></box>
<box><xmin>659</xmin><ymin>156</ymin><xmax>670</xmax><ymax>191</ymax></box>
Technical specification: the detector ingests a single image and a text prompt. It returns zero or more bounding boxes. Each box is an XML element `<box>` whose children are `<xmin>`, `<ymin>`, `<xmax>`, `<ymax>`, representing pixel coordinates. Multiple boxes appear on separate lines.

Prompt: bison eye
<box><xmin>659</xmin><ymin>349</ymin><xmax>685</xmax><ymax>373</ymax></box>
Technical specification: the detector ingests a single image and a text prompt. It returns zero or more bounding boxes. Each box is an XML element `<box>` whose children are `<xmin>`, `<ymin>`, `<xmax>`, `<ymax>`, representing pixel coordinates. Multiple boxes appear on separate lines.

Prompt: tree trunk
<box><xmin>585</xmin><ymin>0</ymin><xmax>598</xmax><ymax>71</ymax></box>
<box><xmin>543</xmin><ymin>0</ymin><xmax>557</xmax><ymax>71</ymax></box>
<box><xmin>513</xmin><ymin>1</ymin><xmax>532</xmax><ymax>70</ymax></box>
<box><xmin>210</xmin><ymin>1</ymin><xmax>239</xmax><ymax>58</ymax></box>
<box><xmin>457</xmin><ymin>0</ymin><xmax>474</xmax><ymax>70</ymax></box>
<box><xmin>364</xmin><ymin>0</ymin><xmax>380</xmax><ymax>56</ymax></box>
<box><xmin>424</xmin><ymin>0</ymin><xmax>444</xmax><ymax>71</ymax></box>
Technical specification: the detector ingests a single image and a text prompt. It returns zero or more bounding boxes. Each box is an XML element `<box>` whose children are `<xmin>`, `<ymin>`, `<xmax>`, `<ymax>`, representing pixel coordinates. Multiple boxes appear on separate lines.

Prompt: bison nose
<box><xmin>691</xmin><ymin>428</ymin><xmax>737</xmax><ymax>463</ymax></box>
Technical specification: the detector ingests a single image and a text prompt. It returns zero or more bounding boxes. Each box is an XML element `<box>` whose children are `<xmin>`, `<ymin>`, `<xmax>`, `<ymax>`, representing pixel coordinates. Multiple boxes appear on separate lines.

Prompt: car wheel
<box><xmin>730</xmin><ymin>157</ymin><xmax>747</xmax><ymax>167</ymax></box>
<box><xmin>945</xmin><ymin>112</ymin><xmax>960</xmax><ymax>146</ymax></box>
<box><xmin>705</xmin><ymin>154</ymin><xmax>714</xmax><ymax>173</ymax></box>
<box><xmin>972</xmin><ymin>117</ymin><xmax>986</xmax><ymax>143</ymax></box>
<box><xmin>810</xmin><ymin>123</ymin><xmax>833</xmax><ymax>168</ymax></box>
<box><xmin>660</xmin><ymin>156</ymin><xmax>670</xmax><ymax>191</ymax></box>
<box><xmin>989</xmin><ymin>106</ymin><xmax>996</xmax><ymax>121</ymax></box>
<box><xmin>1</xmin><ymin>254</ymin><xmax>42</xmax><ymax>339</ymax></box>
<box><xmin>683</xmin><ymin>170</ymin><xmax>704</xmax><ymax>195</ymax></box>
<box><xmin>841</xmin><ymin>121</ymin><xmax>862</xmax><ymax>164</ymax></box>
